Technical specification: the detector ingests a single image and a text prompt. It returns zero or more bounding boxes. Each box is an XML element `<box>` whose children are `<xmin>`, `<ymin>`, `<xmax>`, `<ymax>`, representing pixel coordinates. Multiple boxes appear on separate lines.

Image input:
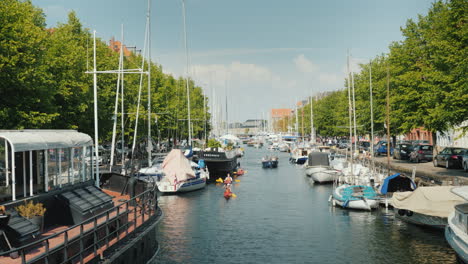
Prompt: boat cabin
<box><xmin>454</xmin><ymin>203</ymin><xmax>468</xmax><ymax>234</ymax></box>
<box><xmin>0</xmin><ymin>130</ymin><xmax>95</xmax><ymax>203</ymax></box>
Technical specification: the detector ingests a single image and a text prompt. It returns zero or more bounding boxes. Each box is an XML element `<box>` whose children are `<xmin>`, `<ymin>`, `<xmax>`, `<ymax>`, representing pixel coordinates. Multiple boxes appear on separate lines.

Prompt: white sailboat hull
<box><xmin>394</xmin><ymin>208</ymin><xmax>447</xmax><ymax>229</ymax></box>
<box><xmin>157</xmin><ymin>177</ymin><xmax>207</xmax><ymax>193</ymax></box>
<box><xmin>446</xmin><ymin>212</ymin><xmax>468</xmax><ymax>263</ymax></box>
<box><xmin>306</xmin><ymin>167</ymin><xmax>339</xmax><ymax>183</ymax></box>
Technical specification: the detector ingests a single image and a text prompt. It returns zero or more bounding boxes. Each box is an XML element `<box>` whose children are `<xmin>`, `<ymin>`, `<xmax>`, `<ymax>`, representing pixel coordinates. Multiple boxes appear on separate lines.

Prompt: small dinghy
<box><xmin>332</xmin><ymin>185</ymin><xmax>380</xmax><ymax>211</ymax></box>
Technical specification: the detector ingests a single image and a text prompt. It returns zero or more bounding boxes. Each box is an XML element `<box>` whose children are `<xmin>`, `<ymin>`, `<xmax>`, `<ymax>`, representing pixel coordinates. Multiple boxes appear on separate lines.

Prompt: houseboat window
<box><xmin>47</xmin><ymin>149</ymin><xmax>59</xmax><ymax>190</ymax></box>
<box><xmin>34</xmin><ymin>150</ymin><xmax>45</xmax><ymax>194</ymax></box>
<box><xmin>60</xmin><ymin>149</ymin><xmax>71</xmax><ymax>186</ymax></box>
<box><xmin>86</xmin><ymin>146</ymin><xmax>93</xmax><ymax>181</ymax></box>
<box><xmin>0</xmin><ymin>139</ymin><xmax>12</xmax><ymax>202</ymax></box>
<box><xmin>72</xmin><ymin>147</ymin><xmax>84</xmax><ymax>183</ymax></box>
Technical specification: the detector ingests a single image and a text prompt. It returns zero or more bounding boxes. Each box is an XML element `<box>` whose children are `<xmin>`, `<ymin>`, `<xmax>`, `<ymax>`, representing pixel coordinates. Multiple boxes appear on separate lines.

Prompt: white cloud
<box><xmin>294</xmin><ymin>54</ymin><xmax>318</xmax><ymax>73</ymax></box>
<box><xmin>191</xmin><ymin>61</ymin><xmax>272</xmax><ymax>88</ymax></box>
<box><xmin>342</xmin><ymin>56</ymin><xmax>368</xmax><ymax>74</ymax></box>
<box><xmin>318</xmin><ymin>73</ymin><xmax>342</xmax><ymax>87</ymax></box>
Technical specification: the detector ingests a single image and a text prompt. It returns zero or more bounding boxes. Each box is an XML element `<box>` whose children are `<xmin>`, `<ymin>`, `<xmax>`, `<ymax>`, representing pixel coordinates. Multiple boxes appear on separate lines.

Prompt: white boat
<box><xmin>446</xmin><ymin>202</ymin><xmax>468</xmax><ymax>263</ymax></box>
<box><xmin>332</xmin><ymin>184</ymin><xmax>380</xmax><ymax>210</ymax></box>
<box><xmin>139</xmin><ymin>149</ymin><xmax>208</xmax><ymax>193</ymax></box>
<box><xmin>392</xmin><ymin>186</ymin><xmax>467</xmax><ymax>228</ymax></box>
<box><xmin>305</xmin><ymin>152</ymin><xmax>339</xmax><ymax>183</ymax></box>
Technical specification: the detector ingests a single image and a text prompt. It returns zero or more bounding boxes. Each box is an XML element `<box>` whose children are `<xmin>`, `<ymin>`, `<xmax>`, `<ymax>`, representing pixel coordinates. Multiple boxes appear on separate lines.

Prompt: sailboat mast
<box><xmin>351</xmin><ymin>66</ymin><xmax>357</xmax><ymax>155</ymax></box>
<box><xmin>182</xmin><ymin>0</ymin><xmax>192</xmax><ymax>146</ymax></box>
<box><xmin>110</xmin><ymin>25</ymin><xmax>124</xmax><ymax>170</ymax></box>
<box><xmin>386</xmin><ymin>67</ymin><xmax>391</xmax><ymax>173</ymax></box>
<box><xmin>369</xmin><ymin>60</ymin><xmax>375</xmax><ymax>175</ymax></box>
<box><xmin>92</xmin><ymin>31</ymin><xmax>99</xmax><ymax>186</ymax></box>
<box><xmin>346</xmin><ymin>52</ymin><xmax>354</xmax><ymax>177</ymax></box>
<box><xmin>147</xmin><ymin>0</ymin><xmax>152</xmax><ymax>166</ymax></box>
<box><xmin>310</xmin><ymin>94</ymin><xmax>314</xmax><ymax>143</ymax></box>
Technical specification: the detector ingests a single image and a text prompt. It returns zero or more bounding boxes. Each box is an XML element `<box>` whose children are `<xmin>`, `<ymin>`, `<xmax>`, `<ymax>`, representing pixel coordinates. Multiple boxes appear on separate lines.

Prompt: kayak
<box><xmin>224</xmin><ymin>189</ymin><xmax>232</xmax><ymax>199</ymax></box>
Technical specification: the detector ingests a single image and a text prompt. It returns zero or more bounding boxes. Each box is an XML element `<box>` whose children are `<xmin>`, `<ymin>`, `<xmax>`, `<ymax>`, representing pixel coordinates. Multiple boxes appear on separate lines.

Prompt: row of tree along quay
<box><xmin>0</xmin><ymin>0</ymin><xmax>211</xmax><ymax>144</ymax></box>
<box><xmin>277</xmin><ymin>0</ymin><xmax>467</xmax><ymax>151</ymax></box>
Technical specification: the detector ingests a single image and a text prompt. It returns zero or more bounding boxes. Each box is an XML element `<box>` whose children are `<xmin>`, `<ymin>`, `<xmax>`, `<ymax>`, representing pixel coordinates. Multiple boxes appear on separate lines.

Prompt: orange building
<box><xmin>271</xmin><ymin>109</ymin><xmax>292</xmax><ymax>132</ymax></box>
<box><xmin>405</xmin><ymin>127</ymin><xmax>433</xmax><ymax>144</ymax></box>
<box><xmin>109</xmin><ymin>37</ymin><xmax>132</xmax><ymax>56</ymax></box>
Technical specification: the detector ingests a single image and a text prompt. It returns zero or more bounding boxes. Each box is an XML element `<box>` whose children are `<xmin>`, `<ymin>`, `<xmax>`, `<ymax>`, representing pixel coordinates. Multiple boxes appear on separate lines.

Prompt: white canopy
<box><xmin>392</xmin><ymin>186</ymin><xmax>466</xmax><ymax>218</ymax></box>
<box><xmin>220</xmin><ymin>134</ymin><xmax>240</xmax><ymax>141</ymax></box>
<box><xmin>162</xmin><ymin>149</ymin><xmax>195</xmax><ymax>183</ymax></box>
<box><xmin>0</xmin><ymin>130</ymin><xmax>93</xmax><ymax>152</ymax></box>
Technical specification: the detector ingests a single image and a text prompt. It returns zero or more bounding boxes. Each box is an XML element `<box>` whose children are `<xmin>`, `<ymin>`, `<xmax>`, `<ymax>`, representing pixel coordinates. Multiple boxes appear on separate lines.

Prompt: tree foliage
<box><xmin>283</xmin><ymin>0</ymin><xmax>467</xmax><ymax>143</ymax></box>
<box><xmin>0</xmin><ymin>1</ymin><xmax>211</xmax><ymax>144</ymax></box>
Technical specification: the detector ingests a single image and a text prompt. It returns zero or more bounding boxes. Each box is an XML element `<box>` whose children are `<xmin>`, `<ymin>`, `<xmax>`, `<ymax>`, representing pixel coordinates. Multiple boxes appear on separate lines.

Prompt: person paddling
<box><xmin>224</xmin><ymin>173</ymin><xmax>233</xmax><ymax>188</ymax></box>
<box><xmin>224</xmin><ymin>185</ymin><xmax>232</xmax><ymax>199</ymax></box>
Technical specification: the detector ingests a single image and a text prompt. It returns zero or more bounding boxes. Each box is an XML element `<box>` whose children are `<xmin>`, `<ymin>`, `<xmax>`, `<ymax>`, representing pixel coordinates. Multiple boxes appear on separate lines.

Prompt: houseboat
<box><xmin>0</xmin><ymin>130</ymin><xmax>162</xmax><ymax>264</ymax></box>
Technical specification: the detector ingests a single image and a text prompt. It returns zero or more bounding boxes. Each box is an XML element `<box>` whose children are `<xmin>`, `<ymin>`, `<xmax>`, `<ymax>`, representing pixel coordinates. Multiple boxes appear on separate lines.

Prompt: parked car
<box><xmin>433</xmin><ymin>147</ymin><xmax>468</xmax><ymax>169</ymax></box>
<box><xmin>409</xmin><ymin>144</ymin><xmax>433</xmax><ymax>163</ymax></box>
<box><xmin>393</xmin><ymin>143</ymin><xmax>414</xmax><ymax>160</ymax></box>
<box><xmin>374</xmin><ymin>141</ymin><xmax>394</xmax><ymax>156</ymax></box>
<box><xmin>358</xmin><ymin>141</ymin><xmax>371</xmax><ymax>153</ymax></box>
<box><xmin>338</xmin><ymin>140</ymin><xmax>349</xmax><ymax>149</ymax></box>
<box><xmin>461</xmin><ymin>151</ymin><xmax>468</xmax><ymax>172</ymax></box>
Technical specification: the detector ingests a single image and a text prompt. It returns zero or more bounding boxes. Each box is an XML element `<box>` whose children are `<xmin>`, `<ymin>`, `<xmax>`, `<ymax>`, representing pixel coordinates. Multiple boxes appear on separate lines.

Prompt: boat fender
<box><xmin>398</xmin><ymin>209</ymin><xmax>406</xmax><ymax>216</ymax></box>
<box><xmin>405</xmin><ymin>210</ymin><xmax>413</xmax><ymax>217</ymax></box>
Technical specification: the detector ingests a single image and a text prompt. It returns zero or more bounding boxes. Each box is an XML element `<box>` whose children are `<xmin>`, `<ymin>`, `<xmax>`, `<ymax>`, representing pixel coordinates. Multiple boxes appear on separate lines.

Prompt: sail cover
<box><xmin>392</xmin><ymin>186</ymin><xmax>466</xmax><ymax>217</ymax></box>
<box><xmin>162</xmin><ymin>149</ymin><xmax>195</xmax><ymax>183</ymax></box>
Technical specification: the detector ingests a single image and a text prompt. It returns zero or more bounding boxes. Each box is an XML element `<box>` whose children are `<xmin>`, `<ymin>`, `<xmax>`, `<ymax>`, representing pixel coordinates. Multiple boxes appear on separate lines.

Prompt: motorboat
<box><xmin>332</xmin><ymin>184</ymin><xmax>380</xmax><ymax>210</ymax></box>
<box><xmin>289</xmin><ymin>147</ymin><xmax>310</xmax><ymax>165</ymax></box>
<box><xmin>195</xmin><ymin>147</ymin><xmax>238</xmax><ymax>179</ymax></box>
<box><xmin>305</xmin><ymin>152</ymin><xmax>339</xmax><ymax>183</ymax></box>
<box><xmin>378</xmin><ymin>173</ymin><xmax>416</xmax><ymax>207</ymax></box>
<box><xmin>262</xmin><ymin>156</ymin><xmax>278</xmax><ymax>169</ymax></box>
<box><xmin>446</xmin><ymin>188</ymin><xmax>468</xmax><ymax>263</ymax></box>
<box><xmin>392</xmin><ymin>186</ymin><xmax>467</xmax><ymax>228</ymax></box>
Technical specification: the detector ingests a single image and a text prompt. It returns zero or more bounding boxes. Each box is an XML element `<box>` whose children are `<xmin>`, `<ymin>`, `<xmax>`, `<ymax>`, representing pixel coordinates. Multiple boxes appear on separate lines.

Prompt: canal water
<box><xmin>153</xmin><ymin>147</ymin><xmax>456</xmax><ymax>264</ymax></box>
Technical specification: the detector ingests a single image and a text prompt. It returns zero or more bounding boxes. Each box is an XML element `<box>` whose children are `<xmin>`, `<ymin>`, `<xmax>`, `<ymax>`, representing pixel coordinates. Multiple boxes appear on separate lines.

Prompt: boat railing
<box><xmin>0</xmin><ymin>186</ymin><xmax>159</xmax><ymax>264</ymax></box>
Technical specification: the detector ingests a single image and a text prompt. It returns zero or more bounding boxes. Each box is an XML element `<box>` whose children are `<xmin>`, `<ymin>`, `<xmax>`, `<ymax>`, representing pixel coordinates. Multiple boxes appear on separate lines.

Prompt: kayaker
<box><xmin>224</xmin><ymin>173</ymin><xmax>233</xmax><ymax>187</ymax></box>
<box><xmin>224</xmin><ymin>186</ymin><xmax>232</xmax><ymax>199</ymax></box>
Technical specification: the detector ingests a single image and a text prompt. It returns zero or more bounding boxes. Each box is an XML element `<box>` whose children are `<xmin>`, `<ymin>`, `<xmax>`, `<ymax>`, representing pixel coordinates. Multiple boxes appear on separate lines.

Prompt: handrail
<box><xmin>0</xmin><ymin>185</ymin><xmax>158</xmax><ymax>262</ymax></box>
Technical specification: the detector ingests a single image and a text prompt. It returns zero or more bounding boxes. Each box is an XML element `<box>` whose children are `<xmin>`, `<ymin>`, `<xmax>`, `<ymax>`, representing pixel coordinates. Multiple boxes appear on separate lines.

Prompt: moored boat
<box><xmin>195</xmin><ymin>148</ymin><xmax>238</xmax><ymax>179</ymax></box>
<box><xmin>446</xmin><ymin>202</ymin><xmax>468</xmax><ymax>263</ymax></box>
<box><xmin>305</xmin><ymin>152</ymin><xmax>339</xmax><ymax>183</ymax></box>
<box><xmin>0</xmin><ymin>130</ymin><xmax>162</xmax><ymax>264</ymax></box>
<box><xmin>392</xmin><ymin>186</ymin><xmax>467</xmax><ymax>228</ymax></box>
<box><xmin>332</xmin><ymin>184</ymin><xmax>380</xmax><ymax>210</ymax></box>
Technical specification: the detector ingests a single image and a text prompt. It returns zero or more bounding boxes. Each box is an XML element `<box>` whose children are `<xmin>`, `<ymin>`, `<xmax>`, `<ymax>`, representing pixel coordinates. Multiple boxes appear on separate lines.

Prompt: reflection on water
<box><xmin>153</xmin><ymin>148</ymin><xmax>456</xmax><ymax>264</ymax></box>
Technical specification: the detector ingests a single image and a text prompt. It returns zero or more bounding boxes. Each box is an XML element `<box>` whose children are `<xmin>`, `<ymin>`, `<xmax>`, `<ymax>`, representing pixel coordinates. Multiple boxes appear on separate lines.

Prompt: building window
<box><xmin>47</xmin><ymin>149</ymin><xmax>59</xmax><ymax>190</ymax></box>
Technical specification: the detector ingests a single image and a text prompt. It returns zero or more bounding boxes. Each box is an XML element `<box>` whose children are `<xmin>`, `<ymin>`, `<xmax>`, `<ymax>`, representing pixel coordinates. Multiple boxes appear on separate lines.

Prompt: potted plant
<box><xmin>16</xmin><ymin>201</ymin><xmax>46</xmax><ymax>231</ymax></box>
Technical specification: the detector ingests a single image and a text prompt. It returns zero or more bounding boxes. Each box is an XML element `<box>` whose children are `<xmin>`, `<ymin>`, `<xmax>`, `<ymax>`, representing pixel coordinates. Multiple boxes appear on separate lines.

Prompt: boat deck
<box><xmin>0</xmin><ymin>189</ymin><xmax>153</xmax><ymax>264</ymax></box>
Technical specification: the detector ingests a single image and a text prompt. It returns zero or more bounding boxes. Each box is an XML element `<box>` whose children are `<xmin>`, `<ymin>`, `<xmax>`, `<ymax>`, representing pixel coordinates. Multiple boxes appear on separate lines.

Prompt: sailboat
<box><xmin>331</xmin><ymin>53</ymin><xmax>380</xmax><ymax>210</ymax></box>
<box><xmin>137</xmin><ymin>0</ymin><xmax>208</xmax><ymax>192</ymax></box>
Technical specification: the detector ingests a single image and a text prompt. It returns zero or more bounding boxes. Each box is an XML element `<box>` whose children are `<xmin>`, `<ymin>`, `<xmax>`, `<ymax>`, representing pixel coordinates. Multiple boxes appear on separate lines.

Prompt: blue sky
<box><xmin>33</xmin><ymin>0</ymin><xmax>434</xmax><ymax>122</ymax></box>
